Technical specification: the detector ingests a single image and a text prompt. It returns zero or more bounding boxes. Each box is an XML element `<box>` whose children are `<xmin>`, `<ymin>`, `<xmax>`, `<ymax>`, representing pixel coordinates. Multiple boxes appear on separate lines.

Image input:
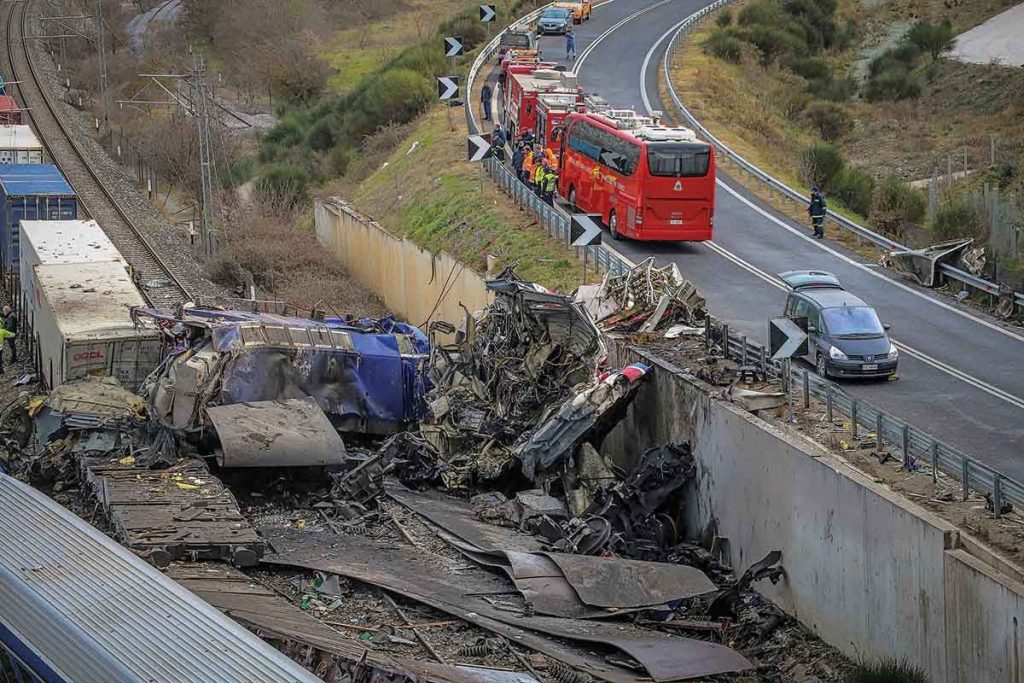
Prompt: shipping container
<box><xmin>31</xmin><ymin>260</ymin><xmax>161</xmax><ymax>390</ymax></box>
<box><xmin>0</xmin><ymin>125</ymin><xmax>43</xmax><ymax>164</ymax></box>
<box><xmin>0</xmin><ymin>96</ymin><xmax>22</xmax><ymax>125</ymax></box>
<box><xmin>0</xmin><ymin>164</ymin><xmax>76</xmax><ymax>276</ymax></box>
<box><xmin>19</xmin><ymin>219</ymin><xmax>127</xmax><ymax>324</ymax></box>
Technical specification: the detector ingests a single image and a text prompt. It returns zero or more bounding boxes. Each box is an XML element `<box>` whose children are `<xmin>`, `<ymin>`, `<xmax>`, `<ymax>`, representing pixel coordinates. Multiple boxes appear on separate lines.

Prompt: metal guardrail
<box><xmin>710</xmin><ymin>319</ymin><xmax>1023</xmax><ymax>515</ymax></box>
<box><xmin>663</xmin><ymin>1</ymin><xmax>1024</xmax><ymax>314</ymax></box>
<box><xmin>468</xmin><ymin>3</ymin><xmax>1024</xmax><ymax>514</ymax></box>
<box><xmin>485</xmin><ymin>156</ymin><xmax>629</xmax><ymax>276</ymax></box>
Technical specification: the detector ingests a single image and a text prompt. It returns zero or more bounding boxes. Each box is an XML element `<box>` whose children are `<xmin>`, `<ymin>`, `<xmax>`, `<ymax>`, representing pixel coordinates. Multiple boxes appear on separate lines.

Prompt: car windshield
<box><xmin>502</xmin><ymin>33</ymin><xmax>531</xmax><ymax>48</ymax></box>
<box><xmin>823</xmin><ymin>306</ymin><xmax>885</xmax><ymax>337</ymax></box>
<box><xmin>543</xmin><ymin>9</ymin><xmax>570</xmax><ymax>18</ymax></box>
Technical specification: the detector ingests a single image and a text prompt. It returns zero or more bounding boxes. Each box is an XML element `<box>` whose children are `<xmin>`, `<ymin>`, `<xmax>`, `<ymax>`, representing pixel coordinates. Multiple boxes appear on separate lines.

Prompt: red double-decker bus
<box><xmin>557</xmin><ymin>110</ymin><xmax>716</xmax><ymax>241</ymax></box>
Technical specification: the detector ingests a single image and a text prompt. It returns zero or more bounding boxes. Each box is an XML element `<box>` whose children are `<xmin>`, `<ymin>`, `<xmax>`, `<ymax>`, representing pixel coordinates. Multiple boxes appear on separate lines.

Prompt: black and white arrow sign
<box><xmin>467</xmin><ymin>134</ymin><xmax>494</xmax><ymax>162</ymax></box>
<box><xmin>437</xmin><ymin>76</ymin><xmax>459</xmax><ymax>100</ymax></box>
<box><xmin>444</xmin><ymin>36</ymin><xmax>464</xmax><ymax>57</ymax></box>
<box><xmin>480</xmin><ymin>4</ymin><xmax>496</xmax><ymax>22</ymax></box>
<box><xmin>570</xmin><ymin>214</ymin><xmax>603</xmax><ymax>247</ymax></box>
<box><xmin>768</xmin><ymin>316</ymin><xmax>809</xmax><ymax>361</ymax></box>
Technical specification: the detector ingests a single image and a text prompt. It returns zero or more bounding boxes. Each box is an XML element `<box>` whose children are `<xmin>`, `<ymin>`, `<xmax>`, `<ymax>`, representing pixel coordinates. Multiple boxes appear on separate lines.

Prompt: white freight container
<box><xmin>19</xmin><ymin>219</ymin><xmax>127</xmax><ymax>318</ymax></box>
<box><xmin>31</xmin><ymin>260</ymin><xmax>161</xmax><ymax>390</ymax></box>
<box><xmin>0</xmin><ymin>125</ymin><xmax>43</xmax><ymax>164</ymax></box>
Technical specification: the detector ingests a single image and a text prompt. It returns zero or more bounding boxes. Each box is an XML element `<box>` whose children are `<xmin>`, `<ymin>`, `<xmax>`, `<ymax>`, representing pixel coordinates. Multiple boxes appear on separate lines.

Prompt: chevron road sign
<box><xmin>570</xmin><ymin>214</ymin><xmax>603</xmax><ymax>247</ymax></box>
<box><xmin>444</xmin><ymin>36</ymin><xmax>464</xmax><ymax>57</ymax></box>
<box><xmin>437</xmin><ymin>76</ymin><xmax>459</xmax><ymax>100</ymax></box>
<box><xmin>768</xmin><ymin>316</ymin><xmax>809</xmax><ymax>361</ymax></box>
<box><xmin>467</xmin><ymin>134</ymin><xmax>494</xmax><ymax>162</ymax></box>
<box><xmin>480</xmin><ymin>4</ymin><xmax>496</xmax><ymax>22</ymax></box>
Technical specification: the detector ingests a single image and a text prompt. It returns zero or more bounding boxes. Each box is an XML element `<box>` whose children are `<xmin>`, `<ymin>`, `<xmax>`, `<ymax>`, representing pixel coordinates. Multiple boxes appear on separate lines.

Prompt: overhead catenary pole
<box><xmin>193</xmin><ymin>54</ymin><xmax>217</xmax><ymax>259</ymax></box>
<box><xmin>94</xmin><ymin>0</ymin><xmax>110</xmax><ymax>126</ymax></box>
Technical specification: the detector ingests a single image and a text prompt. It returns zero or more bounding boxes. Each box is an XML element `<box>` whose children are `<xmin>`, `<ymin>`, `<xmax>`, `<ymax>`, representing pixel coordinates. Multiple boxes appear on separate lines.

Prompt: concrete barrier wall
<box><xmin>603</xmin><ymin>343</ymin><xmax>1023</xmax><ymax>682</ymax></box>
<box><xmin>315</xmin><ymin>198</ymin><xmax>492</xmax><ymax>332</ymax></box>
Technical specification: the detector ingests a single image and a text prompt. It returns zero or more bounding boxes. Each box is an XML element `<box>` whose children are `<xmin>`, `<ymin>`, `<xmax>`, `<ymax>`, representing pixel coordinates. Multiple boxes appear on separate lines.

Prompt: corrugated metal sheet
<box><xmin>0</xmin><ymin>164</ymin><xmax>74</xmax><ymax>195</ymax></box>
<box><xmin>0</xmin><ymin>474</ymin><xmax>319</xmax><ymax>683</ymax></box>
<box><xmin>0</xmin><ymin>125</ymin><xmax>41</xmax><ymax>150</ymax></box>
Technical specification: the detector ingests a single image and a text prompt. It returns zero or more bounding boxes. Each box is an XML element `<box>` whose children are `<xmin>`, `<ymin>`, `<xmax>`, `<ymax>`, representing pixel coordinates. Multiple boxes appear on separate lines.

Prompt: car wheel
<box><xmin>815</xmin><ymin>354</ymin><xmax>828</xmax><ymax>379</ymax></box>
<box><xmin>568</xmin><ymin>186</ymin><xmax>577</xmax><ymax>211</ymax></box>
<box><xmin>608</xmin><ymin>211</ymin><xmax>621</xmax><ymax>240</ymax></box>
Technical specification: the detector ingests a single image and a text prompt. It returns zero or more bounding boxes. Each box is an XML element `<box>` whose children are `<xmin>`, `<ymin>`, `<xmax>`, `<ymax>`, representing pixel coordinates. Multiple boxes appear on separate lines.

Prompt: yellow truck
<box><xmin>553</xmin><ymin>0</ymin><xmax>592</xmax><ymax>23</ymax></box>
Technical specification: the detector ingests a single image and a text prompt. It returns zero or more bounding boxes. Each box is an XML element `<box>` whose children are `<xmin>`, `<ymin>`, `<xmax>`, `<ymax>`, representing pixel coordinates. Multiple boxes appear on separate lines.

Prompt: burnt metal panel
<box><xmin>206</xmin><ymin>398</ymin><xmax>347</xmax><ymax>468</ymax></box>
<box><xmin>542</xmin><ymin>553</ymin><xmax>717</xmax><ymax>608</ymax></box>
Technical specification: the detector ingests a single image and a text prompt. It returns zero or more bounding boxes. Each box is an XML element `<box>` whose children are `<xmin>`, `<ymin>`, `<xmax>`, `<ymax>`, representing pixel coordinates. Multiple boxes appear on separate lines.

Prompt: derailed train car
<box><xmin>134</xmin><ymin>307</ymin><xmax>430</xmax><ymax>438</ymax></box>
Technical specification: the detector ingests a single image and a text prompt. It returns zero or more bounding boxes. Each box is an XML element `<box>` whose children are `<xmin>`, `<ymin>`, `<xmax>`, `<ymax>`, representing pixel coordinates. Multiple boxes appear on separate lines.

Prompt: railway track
<box><xmin>5</xmin><ymin>0</ymin><xmax>192</xmax><ymax>308</ymax></box>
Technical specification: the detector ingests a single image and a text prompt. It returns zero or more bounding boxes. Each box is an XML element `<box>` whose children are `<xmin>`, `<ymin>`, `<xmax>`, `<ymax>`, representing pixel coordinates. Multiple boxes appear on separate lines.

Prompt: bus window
<box><xmin>647</xmin><ymin>143</ymin><xmax>711</xmax><ymax>177</ymax></box>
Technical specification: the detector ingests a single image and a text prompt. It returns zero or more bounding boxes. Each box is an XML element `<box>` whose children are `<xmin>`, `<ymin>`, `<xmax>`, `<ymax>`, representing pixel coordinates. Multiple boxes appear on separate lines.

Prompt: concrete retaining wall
<box><xmin>603</xmin><ymin>343</ymin><xmax>1024</xmax><ymax>683</ymax></box>
<box><xmin>315</xmin><ymin>199</ymin><xmax>491</xmax><ymax>334</ymax></box>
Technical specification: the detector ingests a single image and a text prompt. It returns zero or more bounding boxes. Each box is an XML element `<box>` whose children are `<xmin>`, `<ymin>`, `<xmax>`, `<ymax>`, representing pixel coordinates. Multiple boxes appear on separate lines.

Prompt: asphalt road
<box><xmin>527</xmin><ymin>0</ymin><xmax>1024</xmax><ymax>478</ymax></box>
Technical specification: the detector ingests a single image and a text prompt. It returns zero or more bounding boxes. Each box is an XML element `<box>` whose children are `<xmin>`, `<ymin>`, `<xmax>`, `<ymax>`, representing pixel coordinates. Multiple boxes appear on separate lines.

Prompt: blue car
<box><xmin>537</xmin><ymin>7</ymin><xmax>572</xmax><ymax>34</ymax></box>
<box><xmin>779</xmin><ymin>270</ymin><xmax>899</xmax><ymax>380</ymax></box>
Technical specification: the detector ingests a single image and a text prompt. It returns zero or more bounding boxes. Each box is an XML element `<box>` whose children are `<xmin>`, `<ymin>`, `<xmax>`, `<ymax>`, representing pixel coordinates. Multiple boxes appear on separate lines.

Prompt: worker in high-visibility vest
<box><xmin>542</xmin><ymin>165</ymin><xmax>558</xmax><ymax>205</ymax></box>
<box><xmin>534</xmin><ymin>159</ymin><xmax>547</xmax><ymax>196</ymax></box>
<box><xmin>522</xmin><ymin>147</ymin><xmax>536</xmax><ymax>188</ymax></box>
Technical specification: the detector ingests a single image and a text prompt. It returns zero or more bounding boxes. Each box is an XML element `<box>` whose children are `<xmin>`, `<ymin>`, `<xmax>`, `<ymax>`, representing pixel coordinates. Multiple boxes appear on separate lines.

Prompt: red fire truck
<box><xmin>557</xmin><ymin>108</ymin><xmax>716</xmax><ymax>242</ymax></box>
<box><xmin>503</xmin><ymin>68</ymin><xmax>580</xmax><ymax>144</ymax></box>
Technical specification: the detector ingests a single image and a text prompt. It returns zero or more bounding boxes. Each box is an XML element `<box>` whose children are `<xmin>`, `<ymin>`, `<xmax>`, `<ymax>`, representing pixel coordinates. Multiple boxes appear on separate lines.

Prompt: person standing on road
<box><xmin>522</xmin><ymin>147</ymin><xmax>536</xmax><ymax>187</ymax></box>
<box><xmin>481</xmin><ymin>82</ymin><xmax>493</xmax><ymax>122</ymax></box>
<box><xmin>491</xmin><ymin>125</ymin><xmax>507</xmax><ymax>162</ymax></box>
<box><xmin>566</xmin><ymin>27</ymin><xmax>576</xmax><ymax>61</ymax></box>
<box><xmin>535</xmin><ymin>158</ymin><xmax>547</xmax><ymax>196</ymax></box>
<box><xmin>808</xmin><ymin>185</ymin><xmax>827</xmax><ymax>239</ymax></box>
<box><xmin>0</xmin><ymin>305</ymin><xmax>16</xmax><ymax>372</ymax></box>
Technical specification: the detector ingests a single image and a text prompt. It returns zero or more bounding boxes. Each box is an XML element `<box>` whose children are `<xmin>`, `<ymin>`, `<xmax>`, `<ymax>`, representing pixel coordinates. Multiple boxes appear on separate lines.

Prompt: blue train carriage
<box><xmin>0</xmin><ymin>164</ymin><xmax>76</xmax><ymax>283</ymax></box>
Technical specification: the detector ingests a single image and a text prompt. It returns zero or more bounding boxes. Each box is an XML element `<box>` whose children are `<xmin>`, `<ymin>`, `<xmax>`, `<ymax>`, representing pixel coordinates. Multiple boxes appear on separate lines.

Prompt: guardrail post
<box><xmin>875</xmin><ymin>412</ymin><xmax>883</xmax><ymax>452</ymax></box>
<box><xmin>825</xmin><ymin>384</ymin><xmax>833</xmax><ymax>423</ymax></box>
<box><xmin>759</xmin><ymin>346</ymin><xmax>767</xmax><ymax>377</ymax></box>
<box><xmin>931</xmin><ymin>441</ymin><xmax>939</xmax><ymax>483</ymax></box>
<box><xmin>721</xmin><ymin>324</ymin><xmax>729</xmax><ymax>359</ymax></box>
<box><xmin>962</xmin><ymin>459</ymin><xmax>970</xmax><ymax>500</ymax></box>
<box><xmin>802</xmin><ymin>370</ymin><xmax>810</xmax><ymax>409</ymax></box>
<box><xmin>740</xmin><ymin>335</ymin><xmax>748</xmax><ymax>367</ymax></box>
<box><xmin>901</xmin><ymin>425</ymin><xmax>910</xmax><ymax>468</ymax></box>
<box><xmin>993</xmin><ymin>475</ymin><xmax>1004</xmax><ymax>518</ymax></box>
<box><xmin>850</xmin><ymin>399</ymin><xmax>858</xmax><ymax>438</ymax></box>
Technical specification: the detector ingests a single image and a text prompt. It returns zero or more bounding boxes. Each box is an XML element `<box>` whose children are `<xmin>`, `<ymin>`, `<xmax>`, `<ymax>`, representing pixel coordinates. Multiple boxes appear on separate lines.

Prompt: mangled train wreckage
<box><xmin>0</xmin><ymin>264</ymin><xmax>848</xmax><ymax>681</ymax></box>
<box><xmin>134</xmin><ymin>307</ymin><xmax>430</xmax><ymax>435</ymax></box>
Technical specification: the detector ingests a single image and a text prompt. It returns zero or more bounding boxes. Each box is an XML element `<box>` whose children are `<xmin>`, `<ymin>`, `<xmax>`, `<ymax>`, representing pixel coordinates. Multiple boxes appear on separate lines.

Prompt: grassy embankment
<box><xmin>663</xmin><ymin>0</ymin><xmax>1023</xmax><ymax>264</ymax></box>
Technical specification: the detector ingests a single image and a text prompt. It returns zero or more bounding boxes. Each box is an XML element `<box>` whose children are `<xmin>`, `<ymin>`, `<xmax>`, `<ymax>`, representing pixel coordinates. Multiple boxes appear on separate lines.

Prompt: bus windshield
<box><xmin>646</xmin><ymin>143</ymin><xmax>711</xmax><ymax>177</ymax></box>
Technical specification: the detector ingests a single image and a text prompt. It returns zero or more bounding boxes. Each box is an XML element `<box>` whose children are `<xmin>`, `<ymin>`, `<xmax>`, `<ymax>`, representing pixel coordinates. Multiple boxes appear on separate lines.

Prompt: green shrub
<box><xmin>790</xmin><ymin>56</ymin><xmax>829</xmax><ymax>80</ymax></box>
<box><xmin>907</xmin><ymin>19</ymin><xmax>954</xmax><ymax>60</ymax></box>
<box><xmin>801</xmin><ymin>143</ymin><xmax>845</xmax><ymax>192</ymax></box>
<box><xmin>218</xmin><ymin>158</ymin><xmax>254</xmax><ymax>189</ymax></box>
<box><xmin>704</xmin><ymin>29</ymin><xmax>745</xmax><ymax>62</ymax></box>
<box><xmin>868</xmin><ymin>45</ymin><xmax>919</xmax><ymax>77</ymax></box>
<box><xmin>744</xmin><ymin>24</ymin><xmax>809</xmax><ymax>65</ymax></box>
<box><xmin>737</xmin><ymin>2</ymin><xmax>784</xmax><ymax>27</ymax></box>
<box><xmin>254</xmin><ymin>164</ymin><xmax>309</xmax><ymax>210</ymax></box>
<box><xmin>716</xmin><ymin>9</ymin><xmax>733</xmax><ymax>27</ymax></box>
<box><xmin>263</xmin><ymin>116</ymin><xmax>304</xmax><ymax>146</ymax></box>
<box><xmin>305</xmin><ymin>118</ymin><xmax>336</xmax><ymax>151</ymax></box>
<box><xmin>871</xmin><ymin>178</ymin><xmax>927</xmax><ymax>234</ymax></box>
<box><xmin>865</xmin><ymin>66</ymin><xmax>921</xmax><ymax>101</ymax></box>
<box><xmin>325</xmin><ymin>146</ymin><xmax>355</xmax><ymax>177</ymax></box>
<box><xmin>932</xmin><ymin>200</ymin><xmax>985</xmax><ymax>241</ymax></box>
<box><xmin>832</xmin><ymin>167</ymin><xmax>875</xmax><ymax>216</ymax></box>
<box><xmin>845</xmin><ymin>659</ymin><xmax>928</xmax><ymax>683</ymax></box>
<box><xmin>808</xmin><ymin>74</ymin><xmax>857</xmax><ymax>102</ymax></box>
<box><xmin>803</xmin><ymin>101</ymin><xmax>852</xmax><ymax>140</ymax></box>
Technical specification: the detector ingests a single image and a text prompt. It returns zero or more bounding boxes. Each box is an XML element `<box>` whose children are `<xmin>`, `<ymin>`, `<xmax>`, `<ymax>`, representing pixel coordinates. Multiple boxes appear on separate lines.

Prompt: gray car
<box><xmin>780</xmin><ymin>270</ymin><xmax>899</xmax><ymax>379</ymax></box>
<box><xmin>537</xmin><ymin>7</ymin><xmax>572</xmax><ymax>34</ymax></box>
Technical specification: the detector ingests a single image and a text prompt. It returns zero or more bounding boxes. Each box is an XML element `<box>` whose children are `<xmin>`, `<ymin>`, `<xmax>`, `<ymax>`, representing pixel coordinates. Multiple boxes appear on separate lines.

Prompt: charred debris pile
<box><xmin>0</xmin><ymin>264</ymin><xmax>852</xmax><ymax>681</ymax></box>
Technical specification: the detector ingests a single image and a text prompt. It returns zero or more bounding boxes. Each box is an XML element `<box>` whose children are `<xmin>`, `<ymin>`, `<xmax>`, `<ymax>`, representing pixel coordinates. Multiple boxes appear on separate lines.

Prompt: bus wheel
<box><xmin>608</xmin><ymin>211</ymin><xmax>621</xmax><ymax>240</ymax></box>
<box><xmin>568</xmin><ymin>186</ymin><xmax>577</xmax><ymax>211</ymax></box>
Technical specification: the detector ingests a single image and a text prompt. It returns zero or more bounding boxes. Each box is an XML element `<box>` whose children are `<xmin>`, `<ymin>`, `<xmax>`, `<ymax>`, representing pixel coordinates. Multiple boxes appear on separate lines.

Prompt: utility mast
<box><xmin>94</xmin><ymin>0</ymin><xmax>109</xmax><ymax>126</ymax></box>
<box><xmin>193</xmin><ymin>54</ymin><xmax>217</xmax><ymax>259</ymax></box>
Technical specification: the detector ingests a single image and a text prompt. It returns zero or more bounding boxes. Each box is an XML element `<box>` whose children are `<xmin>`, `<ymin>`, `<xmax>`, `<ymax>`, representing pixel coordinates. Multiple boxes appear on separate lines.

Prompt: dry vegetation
<box><xmin>670</xmin><ymin>0</ymin><xmax>1023</xmax><ymax>243</ymax></box>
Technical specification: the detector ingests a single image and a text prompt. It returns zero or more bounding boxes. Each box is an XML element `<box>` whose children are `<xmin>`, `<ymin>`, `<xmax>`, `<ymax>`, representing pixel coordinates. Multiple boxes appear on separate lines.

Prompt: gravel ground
<box><xmin>25</xmin><ymin>5</ymin><xmax>226</xmax><ymax>301</ymax></box>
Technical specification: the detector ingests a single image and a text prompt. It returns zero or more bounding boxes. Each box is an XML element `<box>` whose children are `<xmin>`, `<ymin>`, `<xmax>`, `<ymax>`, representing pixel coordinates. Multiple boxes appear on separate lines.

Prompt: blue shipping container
<box><xmin>0</xmin><ymin>164</ymin><xmax>76</xmax><ymax>274</ymax></box>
